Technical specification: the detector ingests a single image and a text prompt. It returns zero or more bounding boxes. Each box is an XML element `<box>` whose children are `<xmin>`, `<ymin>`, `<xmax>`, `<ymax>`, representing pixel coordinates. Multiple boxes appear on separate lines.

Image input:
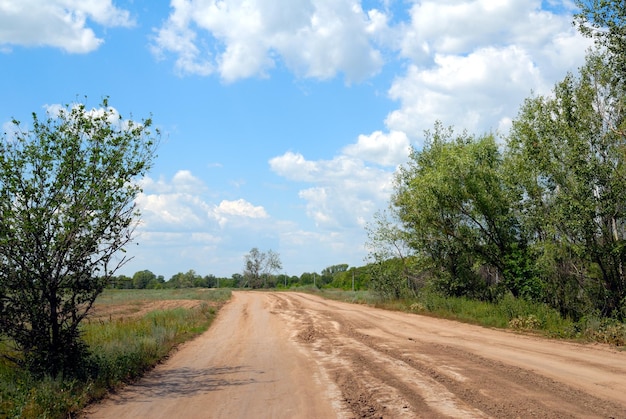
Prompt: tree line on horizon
<box><xmin>107</xmin><ymin>261</ymin><xmax>371</xmax><ymax>291</ymax></box>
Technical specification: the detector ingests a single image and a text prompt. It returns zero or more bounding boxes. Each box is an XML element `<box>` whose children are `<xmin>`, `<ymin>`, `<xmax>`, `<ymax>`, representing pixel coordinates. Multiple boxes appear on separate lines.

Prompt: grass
<box><xmin>314</xmin><ymin>287</ymin><xmax>626</xmax><ymax>345</ymax></box>
<box><xmin>0</xmin><ymin>288</ymin><xmax>231</xmax><ymax>419</ymax></box>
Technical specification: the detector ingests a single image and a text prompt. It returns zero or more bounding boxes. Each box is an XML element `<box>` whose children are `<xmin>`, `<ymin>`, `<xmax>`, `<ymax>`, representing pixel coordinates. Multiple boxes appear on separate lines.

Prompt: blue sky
<box><xmin>0</xmin><ymin>0</ymin><xmax>592</xmax><ymax>279</ymax></box>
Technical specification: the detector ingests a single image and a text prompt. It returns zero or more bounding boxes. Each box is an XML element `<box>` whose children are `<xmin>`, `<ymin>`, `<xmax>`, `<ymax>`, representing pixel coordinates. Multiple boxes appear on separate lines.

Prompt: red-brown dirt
<box><xmin>85</xmin><ymin>291</ymin><xmax>626</xmax><ymax>418</ymax></box>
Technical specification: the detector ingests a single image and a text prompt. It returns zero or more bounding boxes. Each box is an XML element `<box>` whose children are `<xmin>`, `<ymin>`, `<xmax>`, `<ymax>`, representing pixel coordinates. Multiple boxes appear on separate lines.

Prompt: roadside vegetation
<box><xmin>0</xmin><ymin>288</ymin><xmax>230</xmax><ymax>419</ymax></box>
<box><xmin>312</xmin><ymin>288</ymin><xmax>626</xmax><ymax>346</ymax></box>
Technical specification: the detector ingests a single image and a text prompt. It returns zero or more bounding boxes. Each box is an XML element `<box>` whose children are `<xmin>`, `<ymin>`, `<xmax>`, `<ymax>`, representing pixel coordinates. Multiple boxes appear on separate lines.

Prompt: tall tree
<box><xmin>0</xmin><ymin>99</ymin><xmax>157</xmax><ymax>377</ymax></box>
<box><xmin>507</xmin><ymin>50</ymin><xmax>626</xmax><ymax>318</ymax></box>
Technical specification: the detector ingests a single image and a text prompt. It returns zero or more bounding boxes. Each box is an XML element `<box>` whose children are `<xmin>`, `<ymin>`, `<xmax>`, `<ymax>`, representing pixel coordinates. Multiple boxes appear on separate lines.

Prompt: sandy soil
<box><xmin>85</xmin><ymin>291</ymin><xmax>626</xmax><ymax>418</ymax></box>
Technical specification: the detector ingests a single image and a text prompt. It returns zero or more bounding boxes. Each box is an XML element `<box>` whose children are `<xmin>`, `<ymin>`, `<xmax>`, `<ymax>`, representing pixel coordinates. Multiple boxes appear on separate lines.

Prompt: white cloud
<box><xmin>140</xmin><ymin>170</ymin><xmax>207</xmax><ymax>195</ymax></box>
<box><xmin>0</xmin><ymin>0</ymin><xmax>133</xmax><ymax>53</ymax></box>
<box><xmin>399</xmin><ymin>1</ymin><xmax>571</xmax><ymax>63</ymax></box>
<box><xmin>152</xmin><ymin>0</ymin><xmax>388</xmax><ymax>82</ymax></box>
<box><xmin>136</xmin><ymin>191</ymin><xmax>211</xmax><ymax>229</ymax></box>
<box><xmin>343</xmin><ymin>130</ymin><xmax>410</xmax><ymax>166</ymax></box>
<box><xmin>270</xmin><ymin>150</ymin><xmax>394</xmax><ymax>229</ymax></box>
<box><xmin>214</xmin><ymin>199</ymin><xmax>268</xmax><ymax>227</ymax></box>
<box><xmin>386</xmin><ymin>46</ymin><xmax>547</xmax><ymax>138</ymax></box>
<box><xmin>138</xmin><ymin>171</ymin><xmax>269</xmax><ymax>230</ymax></box>
<box><xmin>216</xmin><ymin>199</ymin><xmax>268</xmax><ymax>218</ymax></box>
<box><xmin>385</xmin><ymin>0</ymin><xmax>592</xmax><ymax>143</ymax></box>
<box><xmin>128</xmin><ymin>171</ymin><xmax>280</xmax><ymax>277</ymax></box>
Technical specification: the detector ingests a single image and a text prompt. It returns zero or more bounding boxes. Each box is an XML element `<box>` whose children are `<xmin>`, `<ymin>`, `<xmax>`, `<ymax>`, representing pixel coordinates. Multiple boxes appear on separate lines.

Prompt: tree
<box><xmin>110</xmin><ymin>274</ymin><xmax>133</xmax><ymax>289</ymax></box>
<box><xmin>167</xmin><ymin>270</ymin><xmax>201</xmax><ymax>288</ymax></box>
<box><xmin>243</xmin><ymin>248</ymin><xmax>282</xmax><ymax>288</ymax></box>
<box><xmin>321</xmin><ymin>264</ymin><xmax>349</xmax><ymax>285</ymax></box>
<box><xmin>507</xmin><ymin>50</ymin><xmax>626</xmax><ymax>318</ymax></box>
<box><xmin>0</xmin><ymin>98</ymin><xmax>158</xmax><ymax>377</ymax></box>
<box><xmin>392</xmin><ymin>124</ymin><xmax>535</xmax><ymax>300</ymax></box>
<box><xmin>365</xmin><ymin>209</ymin><xmax>420</xmax><ymax>299</ymax></box>
<box><xmin>132</xmin><ymin>269</ymin><xmax>157</xmax><ymax>289</ymax></box>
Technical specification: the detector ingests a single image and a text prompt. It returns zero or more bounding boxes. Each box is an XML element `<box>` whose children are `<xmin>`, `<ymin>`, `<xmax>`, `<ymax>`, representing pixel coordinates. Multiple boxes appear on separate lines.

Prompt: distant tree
<box><xmin>322</xmin><ymin>264</ymin><xmax>349</xmax><ymax>276</ymax></box>
<box><xmin>321</xmin><ymin>264</ymin><xmax>349</xmax><ymax>285</ymax></box>
<box><xmin>146</xmin><ymin>275</ymin><xmax>165</xmax><ymax>289</ymax></box>
<box><xmin>299</xmin><ymin>272</ymin><xmax>319</xmax><ymax>287</ymax></box>
<box><xmin>167</xmin><ymin>270</ymin><xmax>201</xmax><ymax>288</ymax></box>
<box><xmin>132</xmin><ymin>269</ymin><xmax>157</xmax><ymax>289</ymax></box>
<box><xmin>0</xmin><ymin>98</ymin><xmax>157</xmax><ymax>377</ymax></box>
<box><xmin>201</xmin><ymin>274</ymin><xmax>217</xmax><ymax>288</ymax></box>
<box><xmin>243</xmin><ymin>248</ymin><xmax>282</xmax><ymax>288</ymax></box>
<box><xmin>230</xmin><ymin>273</ymin><xmax>244</xmax><ymax>288</ymax></box>
<box><xmin>110</xmin><ymin>274</ymin><xmax>133</xmax><ymax>289</ymax></box>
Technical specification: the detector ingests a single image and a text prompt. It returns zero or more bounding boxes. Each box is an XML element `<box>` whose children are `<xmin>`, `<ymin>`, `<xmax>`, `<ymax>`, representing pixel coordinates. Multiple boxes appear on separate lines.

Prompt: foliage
<box><xmin>391</xmin><ymin>124</ymin><xmax>536</xmax><ymax>301</ymax></box>
<box><xmin>243</xmin><ymin>247</ymin><xmax>282</xmax><ymax>288</ymax></box>
<box><xmin>328</xmin><ymin>267</ymin><xmax>369</xmax><ymax>291</ymax></box>
<box><xmin>365</xmin><ymin>209</ymin><xmax>422</xmax><ymax>298</ymax></box>
<box><xmin>132</xmin><ymin>269</ymin><xmax>164</xmax><ymax>289</ymax></box>
<box><xmin>507</xmin><ymin>50</ymin><xmax>626</xmax><ymax>318</ymax></box>
<box><xmin>369</xmin><ymin>46</ymin><xmax>626</xmax><ymax>323</ymax></box>
<box><xmin>0</xmin><ymin>99</ymin><xmax>158</xmax><ymax>378</ymax></box>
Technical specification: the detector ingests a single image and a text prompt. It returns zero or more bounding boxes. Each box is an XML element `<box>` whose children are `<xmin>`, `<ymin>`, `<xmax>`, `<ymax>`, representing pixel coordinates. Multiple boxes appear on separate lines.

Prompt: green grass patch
<box><xmin>95</xmin><ymin>287</ymin><xmax>232</xmax><ymax>305</ymax></box>
<box><xmin>0</xmin><ymin>288</ymin><xmax>231</xmax><ymax>419</ymax></box>
<box><xmin>314</xmin><ymin>288</ymin><xmax>626</xmax><ymax>343</ymax></box>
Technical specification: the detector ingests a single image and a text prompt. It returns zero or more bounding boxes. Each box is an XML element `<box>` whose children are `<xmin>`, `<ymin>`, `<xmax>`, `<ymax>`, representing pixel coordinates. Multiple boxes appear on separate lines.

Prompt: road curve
<box><xmin>85</xmin><ymin>291</ymin><xmax>626</xmax><ymax>418</ymax></box>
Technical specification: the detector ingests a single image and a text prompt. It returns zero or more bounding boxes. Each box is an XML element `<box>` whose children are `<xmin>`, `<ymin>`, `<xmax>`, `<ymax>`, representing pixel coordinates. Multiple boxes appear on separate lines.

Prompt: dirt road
<box><xmin>86</xmin><ymin>291</ymin><xmax>626</xmax><ymax>418</ymax></box>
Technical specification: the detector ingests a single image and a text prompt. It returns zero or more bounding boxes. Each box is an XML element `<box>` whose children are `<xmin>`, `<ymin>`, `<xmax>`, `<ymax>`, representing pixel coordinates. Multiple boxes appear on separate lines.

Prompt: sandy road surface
<box><xmin>86</xmin><ymin>291</ymin><xmax>626</xmax><ymax>418</ymax></box>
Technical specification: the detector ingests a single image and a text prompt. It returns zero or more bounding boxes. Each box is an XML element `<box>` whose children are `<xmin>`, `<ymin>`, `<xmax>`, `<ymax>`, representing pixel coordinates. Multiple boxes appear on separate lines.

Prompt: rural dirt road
<box><xmin>85</xmin><ymin>291</ymin><xmax>626</xmax><ymax>418</ymax></box>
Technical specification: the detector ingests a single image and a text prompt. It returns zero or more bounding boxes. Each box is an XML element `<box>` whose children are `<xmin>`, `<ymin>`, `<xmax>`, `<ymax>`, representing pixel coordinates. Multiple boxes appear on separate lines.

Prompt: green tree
<box><xmin>167</xmin><ymin>270</ymin><xmax>201</xmax><ymax>288</ymax></box>
<box><xmin>393</xmin><ymin>124</ymin><xmax>534</xmax><ymax>300</ymax></box>
<box><xmin>110</xmin><ymin>274</ymin><xmax>133</xmax><ymax>289</ymax></box>
<box><xmin>132</xmin><ymin>269</ymin><xmax>157</xmax><ymax>289</ymax></box>
<box><xmin>320</xmin><ymin>264</ymin><xmax>349</xmax><ymax>286</ymax></box>
<box><xmin>365</xmin><ymin>209</ymin><xmax>420</xmax><ymax>299</ymax></box>
<box><xmin>507</xmin><ymin>50</ymin><xmax>626</xmax><ymax>318</ymax></box>
<box><xmin>0</xmin><ymin>98</ymin><xmax>157</xmax><ymax>377</ymax></box>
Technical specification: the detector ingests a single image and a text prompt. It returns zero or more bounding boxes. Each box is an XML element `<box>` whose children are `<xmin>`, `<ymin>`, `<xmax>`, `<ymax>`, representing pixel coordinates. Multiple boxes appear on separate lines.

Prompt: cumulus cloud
<box><xmin>151</xmin><ymin>0</ymin><xmax>389</xmax><ymax>82</ymax></box>
<box><xmin>269</xmin><ymin>151</ymin><xmax>394</xmax><ymax>229</ymax></box>
<box><xmin>137</xmin><ymin>171</ymin><xmax>268</xmax><ymax>230</ymax></box>
<box><xmin>129</xmin><ymin>170</ymin><xmax>280</xmax><ymax>277</ymax></box>
<box><xmin>342</xmin><ymin>130</ymin><xmax>410</xmax><ymax>166</ymax></box>
<box><xmin>385</xmin><ymin>0</ymin><xmax>592</xmax><ymax>142</ymax></box>
<box><xmin>214</xmin><ymin>199</ymin><xmax>268</xmax><ymax>227</ymax></box>
<box><xmin>0</xmin><ymin>0</ymin><xmax>134</xmax><ymax>53</ymax></box>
